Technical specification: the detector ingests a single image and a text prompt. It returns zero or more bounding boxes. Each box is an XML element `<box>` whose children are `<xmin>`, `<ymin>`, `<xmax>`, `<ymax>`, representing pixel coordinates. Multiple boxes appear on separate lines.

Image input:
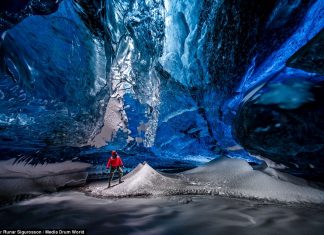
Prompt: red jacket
<box><xmin>106</xmin><ymin>155</ymin><xmax>123</xmax><ymax>168</ymax></box>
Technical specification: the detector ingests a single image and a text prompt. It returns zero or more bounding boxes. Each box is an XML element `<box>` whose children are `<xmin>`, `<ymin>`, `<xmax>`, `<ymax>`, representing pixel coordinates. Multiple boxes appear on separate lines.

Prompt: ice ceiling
<box><xmin>0</xmin><ymin>0</ymin><xmax>323</xmax><ymax>180</ymax></box>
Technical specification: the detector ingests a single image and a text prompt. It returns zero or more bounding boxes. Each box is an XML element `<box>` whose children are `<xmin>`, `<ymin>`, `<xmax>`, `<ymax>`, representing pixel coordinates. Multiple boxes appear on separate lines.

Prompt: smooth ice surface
<box><xmin>83</xmin><ymin>158</ymin><xmax>324</xmax><ymax>204</ymax></box>
<box><xmin>256</xmin><ymin>81</ymin><xmax>314</xmax><ymax>109</ymax></box>
<box><xmin>1</xmin><ymin>192</ymin><xmax>323</xmax><ymax>235</ymax></box>
<box><xmin>0</xmin><ymin>160</ymin><xmax>90</xmax><ymax>199</ymax></box>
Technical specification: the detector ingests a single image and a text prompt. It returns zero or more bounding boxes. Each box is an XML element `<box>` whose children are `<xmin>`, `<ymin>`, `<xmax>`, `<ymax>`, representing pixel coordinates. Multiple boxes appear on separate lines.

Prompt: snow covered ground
<box><xmin>1</xmin><ymin>157</ymin><xmax>323</xmax><ymax>205</ymax></box>
<box><xmin>83</xmin><ymin>158</ymin><xmax>324</xmax><ymax>204</ymax></box>
<box><xmin>0</xmin><ymin>157</ymin><xmax>324</xmax><ymax>235</ymax></box>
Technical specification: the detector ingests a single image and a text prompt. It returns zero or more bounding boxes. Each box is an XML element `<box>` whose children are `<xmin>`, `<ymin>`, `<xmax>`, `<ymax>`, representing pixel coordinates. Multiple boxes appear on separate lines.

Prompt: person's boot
<box><xmin>119</xmin><ymin>175</ymin><xmax>123</xmax><ymax>184</ymax></box>
<box><xmin>107</xmin><ymin>172</ymin><xmax>113</xmax><ymax>188</ymax></box>
<box><xmin>118</xmin><ymin>169</ymin><xmax>123</xmax><ymax>184</ymax></box>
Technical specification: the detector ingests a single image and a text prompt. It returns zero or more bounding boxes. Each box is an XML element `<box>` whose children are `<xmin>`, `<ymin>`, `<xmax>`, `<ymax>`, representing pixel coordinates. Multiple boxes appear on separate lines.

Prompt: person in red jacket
<box><xmin>106</xmin><ymin>150</ymin><xmax>124</xmax><ymax>188</ymax></box>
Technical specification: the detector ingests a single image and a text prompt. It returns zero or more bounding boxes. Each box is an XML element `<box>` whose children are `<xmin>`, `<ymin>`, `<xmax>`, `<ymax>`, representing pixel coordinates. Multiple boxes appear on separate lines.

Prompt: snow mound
<box><xmin>84</xmin><ymin>162</ymin><xmax>182</xmax><ymax>197</ymax></box>
<box><xmin>84</xmin><ymin>158</ymin><xmax>324</xmax><ymax>204</ymax></box>
<box><xmin>182</xmin><ymin>158</ymin><xmax>324</xmax><ymax>203</ymax></box>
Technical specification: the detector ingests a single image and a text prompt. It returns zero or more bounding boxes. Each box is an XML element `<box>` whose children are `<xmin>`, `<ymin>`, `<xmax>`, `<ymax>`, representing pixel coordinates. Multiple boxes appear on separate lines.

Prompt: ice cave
<box><xmin>0</xmin><ymin>0</ymin><xmax>323</xmax><ymax>234</ymax></box>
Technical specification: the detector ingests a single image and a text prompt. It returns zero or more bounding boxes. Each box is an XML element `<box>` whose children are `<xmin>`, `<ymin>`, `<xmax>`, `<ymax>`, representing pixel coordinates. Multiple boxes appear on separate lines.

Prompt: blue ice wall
<box><xmin>0</xmin><ymin>1</ymin><xmax>109</xmax><ymax>151</ymax></box>
<box><xmin>0</xmin><ymin>0</ymin><xmax>323</xmax><ymax>179</ymax></box>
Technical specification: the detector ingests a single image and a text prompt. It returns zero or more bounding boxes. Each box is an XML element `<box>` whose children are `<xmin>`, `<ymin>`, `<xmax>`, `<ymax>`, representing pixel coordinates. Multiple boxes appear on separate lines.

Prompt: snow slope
<box><xmin>83</xmin><ymin>158</ymin><xmax>324</xmax><ymax>204</ymax></box>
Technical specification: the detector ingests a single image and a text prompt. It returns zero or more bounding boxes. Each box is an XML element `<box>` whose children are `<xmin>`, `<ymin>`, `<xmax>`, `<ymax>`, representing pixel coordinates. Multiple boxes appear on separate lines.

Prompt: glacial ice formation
<box><xmin>0</xmin><ymin>0</ymin><xmax>323</xmax><ymax>181</ymax></box>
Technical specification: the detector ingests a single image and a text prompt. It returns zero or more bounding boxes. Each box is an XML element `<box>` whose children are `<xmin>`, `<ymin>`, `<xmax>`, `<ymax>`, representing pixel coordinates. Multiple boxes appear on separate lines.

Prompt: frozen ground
<box><xmin>83</xmin><ymin>158</ymin><xmax>324</xmax><ymax>204</ymax></box>
<box><xmin>0</xmin><ymin>157</ymin><xmax>324</xmax><ymax>234</ymax></box>
<box><xmin>0</xmin><ymin>191</ymin><xmax>323</xmax><ymax>235</ymax></box>
<box><xmin>0</xmin><ymin>159</ymin><xmax>91</xmax><ymax>201</ymax></box>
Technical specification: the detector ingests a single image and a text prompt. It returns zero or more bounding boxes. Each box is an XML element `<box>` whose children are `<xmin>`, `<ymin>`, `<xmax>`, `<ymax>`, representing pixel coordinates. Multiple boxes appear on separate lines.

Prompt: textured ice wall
<box><xmin>73</xmin><ymin>0</ymin><xmax>165</xmax><ymax>149</ymax></box>
<box><xmin>158</xmin><ymin>0</ymin><xmax>324</xmax><ymax>166</ymax></box>
<box><xmin>0</xmin><ymin>0</ymin><xmax>109</xmax><ymax>152</ymax></box>
<box><xmin>161</xmin><ymin>0</ymin><xmax>208</xmax><ymax>86</ymax></box>
<box><xmin>0</xmin><ymin>0</ymin><xmax>323</xmax><ymax>177</ymax></box>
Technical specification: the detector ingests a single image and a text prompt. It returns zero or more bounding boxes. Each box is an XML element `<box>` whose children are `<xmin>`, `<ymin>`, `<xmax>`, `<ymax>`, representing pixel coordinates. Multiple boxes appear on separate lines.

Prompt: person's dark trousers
<box><xmin>108</xmin><ymin>166</ymin><xmax>123</xmax><ymax>187</ymax></box>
